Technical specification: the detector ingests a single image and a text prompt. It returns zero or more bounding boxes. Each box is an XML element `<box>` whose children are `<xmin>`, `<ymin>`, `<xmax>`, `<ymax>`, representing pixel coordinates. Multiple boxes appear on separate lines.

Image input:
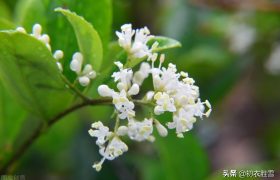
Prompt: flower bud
<box><xmin>93</xmin><ymin>161</ymin><xmax>103</xmax><ymax>172</ymax></box>
<box><xmin>98</xmin><ymin>85</ymin><xmax>114</xmax><ymax>97</ymax></box>
<box><xmin>70</xmin><ymin>59</ymin><xmax>82</xmax><ymax>73</ymax></box>
<box><xmin>32</xmin><ymin>24</ymin><xmax>42</xmax><ymax>38</ymax></box>
<box><xmin>73</xmin><ymin>52</ymin><xmax>83</xmax><ymax>61</ymax></box>
<box><xmin>79</xmin><ymin>76</ymin><xmax>90</xmax><ymax>86</ymax></box>
<box><xmin>16</xmin><ymin>27</ymin><xmax>26</xmax><ymax>33</ymax></box>
<box><xmin>155</xmin><ymin>120</ymin><xmax>168</xmax><ymax>137</ymax></box>
<box><xmin>53</xmin><ymin>50</ymin><xmax>64</xmax><ymax>60</ymax></box>
<box><xmin>145</xmin><ymin>91</ymin><xmax>154</xmax><ymax>101</ymax></box>
<box><xmin>117</xmin><ymin>82</ymin><xmax>126</xmax><ymax>91</ymax></box>
<box><xmin>128</xmin><ymin>84</ymin><xmax>139</xmax><ymax>96</ymax></box>
<box><xmin>40</xmin><ymin>34</ymin><xmax>50</xmax><ymax>44</ymax></box>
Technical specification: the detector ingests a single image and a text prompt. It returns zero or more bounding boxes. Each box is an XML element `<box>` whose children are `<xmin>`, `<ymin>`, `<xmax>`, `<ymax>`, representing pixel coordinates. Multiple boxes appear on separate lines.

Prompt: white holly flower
<box><xmin>88</xmin><ymin>121</ymin><xmax>112</xmax><ymax>146</ymax></box>
<box><xmin>70</xmin><ymin>52</ymin><xmax>96</xmax><ymax>86</ymax></box>
<box><xmin>112</xmin><ymin>90</ymin><xmax>135</xmax><ymax>119</ymax></box>
<box><xmin>112</xmin><ymin>61</ymin><xmax>133</xmax><ymax>91</ymax></box>
<box><xmin>154</xmin><ymin>92</ymin><xmax>176</xmax><ymax>115</ymax></box>
<box><xmin>167</xmin><ymin>108</ymin><xmax>197</xmax><ymax>138</ymax></box>
<box><xmin>93</xmin><ymin>137</ymin><xmax>128</xmax><ymax>171</ymax></box>
<box><xmin>99</xmin><ymin>137</ymin><xmax>128</xmax><ymax>160</ymax></box>
<box><xmin>116</xmin><ymin>24</ymin><xmax>158</xmax><ymax>60</ymax></box>
<box><xmin>98</xmin><ymin>62</ymin><xmax>143</xmax><ymax>120</ymax></box>
<box><xmin>127</xmin><ymin>118</ymin><xmax>154</xmax><ymax>141</ymax></box>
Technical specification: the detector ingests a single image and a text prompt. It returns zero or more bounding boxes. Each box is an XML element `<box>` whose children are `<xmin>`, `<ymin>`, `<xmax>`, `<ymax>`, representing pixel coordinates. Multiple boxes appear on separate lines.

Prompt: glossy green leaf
<box><xmin>55</xmin><ymin>8</ymin><xmax>103</xmax><ymax>72</ymax></box>
<box><xmin>155</xmin><ymin>133</ymin><xmax>210</xmax><ymax>180</ymax></box>
<box><xmin>14</xmin><ymin>0</ymin><xmax>46</xmax><ymax>28</ymax></box>
<box><xmin>0</xmin><ymin>82</ymin><xmax>27</xmax><ymax>163</ymax></box>
<box><xmin>148</xmin><ymin>36</ymin><xmax>181</xmax><ymax>52</ymax></box>
<box><xmin>0</xmin><ymin>0</ymin><xmax>12</xmax><ymax>20</ymax></box>
<box><xmin>0</xmin><ymin>31</ymin><xmax>72</xmax><ymax>120</ymax></box>
<box><xmin>0</xmin><ymin>18</ymin><xmax>14</xmax><ymax>30</ymax></box>
<box><xmin>14</xmin><ymin>0</ymin><xmax>112</xmax><ymax>79</ymax></box>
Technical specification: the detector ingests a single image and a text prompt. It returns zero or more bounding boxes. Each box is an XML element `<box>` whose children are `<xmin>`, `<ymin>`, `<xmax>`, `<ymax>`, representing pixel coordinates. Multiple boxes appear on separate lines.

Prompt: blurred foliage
<box><xmin>0</xmin><ymin>0</ymin><xmax>280</xmax><ymax>179</ymax></box>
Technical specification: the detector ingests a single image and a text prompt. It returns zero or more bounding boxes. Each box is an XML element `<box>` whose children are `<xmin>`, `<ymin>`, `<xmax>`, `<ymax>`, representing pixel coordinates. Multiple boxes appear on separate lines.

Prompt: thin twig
<box><xmin>0</xmin><ymin>97</ymin><xmax>152</xmax><ymax>173</ymax></box>
<box><xmin>0</xmin><ymin>98</ymin><xmax>111</xmax><ymax>174</ymax></box>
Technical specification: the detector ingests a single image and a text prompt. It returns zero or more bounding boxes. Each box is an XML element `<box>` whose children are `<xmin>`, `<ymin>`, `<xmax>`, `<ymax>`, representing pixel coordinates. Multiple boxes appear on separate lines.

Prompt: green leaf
<box><xmin>148</xmin><ymin>36</ymin><xmax>181</xmax><ymax>52</ymax></box>
<box><xmin>55</xmin><ymin>8</ymin><xmax>103</xmax><ymax>72</ymax></box>
<box><xmin>155</xmin><ymin>133</ymin><xmax>210</xmax><ymax>180</ymax></box>
<box><xmin>0</xmin><ymin>31</ymin><xmax>72</xmax><ymax>120</ymax></box>
<box><xmin>0</xmin><ymin>82</ymin><xmax>27</xmax><ymax>163</ymax></box>
<box><xmin>0</xmin><ymin>0</ymin><xmax>12</xmax><ymax>20</ymax></box>
<box><xmin>14</xmin><ymin>0</ymin><xmax>112</xmax><ymax>80</ymax></box>
<box><xmin>0</xmin><ymin>18</ymin><xmax>15</xmax><ymax>30</ymax></box>
<box><xmin>14</xmin><ymin>0</ymin><xmax>46</xmax><ymax>29</ymax></box>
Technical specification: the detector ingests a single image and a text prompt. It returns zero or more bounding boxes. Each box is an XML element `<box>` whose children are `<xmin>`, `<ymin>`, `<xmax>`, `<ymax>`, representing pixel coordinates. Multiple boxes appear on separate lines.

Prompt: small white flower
<box><xmin>112</xmin><ymin>90</ymin><xmax>135</xmax><ymax>119</ymax></box>
<box><xmin>167</xmin><ymin>108</ymin><xmax>197</xmax><ymax>138</ymax></box>
<box><xmin>116</xmin><ymin>24</ymin><xmax>158</xmax><ymax>60</ymax></box>
<box><xmin>92</xmin><ymin>137</ymin><xmax>128</xmax><ymax>171</ymax></box>
<box><xmin>88</xmin><ymin>121</ymin><xmax>112</xmax><ymax>146</ymax></box>
<box><xmin>127</xmin><ymin>118</ymin><xmax>154</xmax><ymax>141</ymax></box>
<box><xmin>99</xmin><ymin>137</ymin><xmax>128</xmax><ymax>160</ymax></box>
<box><xmin>112</xmin><ymin>62</ymin><xmax>133</xmax><ymax>91</ymax></box>
<box><xmin>154</xmin><ymin>92</ymin><xmax>176</xmax><ymax>115</ymax></box>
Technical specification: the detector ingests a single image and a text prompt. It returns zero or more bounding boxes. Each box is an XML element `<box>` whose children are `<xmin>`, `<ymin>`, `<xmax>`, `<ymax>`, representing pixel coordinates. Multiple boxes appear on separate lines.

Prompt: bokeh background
<box><xmin>0</xmin><ymin>0</ymin><xmax>280</xmax><ymax>179</ymax></box>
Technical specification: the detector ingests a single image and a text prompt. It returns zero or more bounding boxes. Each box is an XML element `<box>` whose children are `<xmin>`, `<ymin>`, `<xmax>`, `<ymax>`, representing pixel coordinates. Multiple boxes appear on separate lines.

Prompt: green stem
<box><xmin>114</xmin><ymin>115</ymin><xmax>120</xmax><ymax>133</ymax></box>
<box><xmin>61</xmin><ymin>75</ymin><xmax>91</xmax><ymax>101</ymax></box>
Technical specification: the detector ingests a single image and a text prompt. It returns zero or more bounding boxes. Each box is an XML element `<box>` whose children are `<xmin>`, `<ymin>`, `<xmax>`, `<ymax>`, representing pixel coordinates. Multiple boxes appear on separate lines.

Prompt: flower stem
<box><xmin>60</xmin><ymin>75</ymin><xmax>91</xmax><ymax>102</ymax></box>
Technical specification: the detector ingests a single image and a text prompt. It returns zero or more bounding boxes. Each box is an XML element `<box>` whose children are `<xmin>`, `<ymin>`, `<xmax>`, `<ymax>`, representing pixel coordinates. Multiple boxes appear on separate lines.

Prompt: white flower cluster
<box><xmin>89</xmin><ymin>24</ymin><xmax>212</xmax><ymax>171</ymax></box>
<box><xmin>70</xmin><ymin>52</ymin><xmax>96</xmax><ymax>86</ymax></box>
<box><xmin>16</xmin><ymin>24</ymin><xmax>63</xmax><ymax>71</ymax></box>
<box><xmin>116</xmin><ymin>24</ymin><xmax>158</xmax><ymax>60</ymax></box>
